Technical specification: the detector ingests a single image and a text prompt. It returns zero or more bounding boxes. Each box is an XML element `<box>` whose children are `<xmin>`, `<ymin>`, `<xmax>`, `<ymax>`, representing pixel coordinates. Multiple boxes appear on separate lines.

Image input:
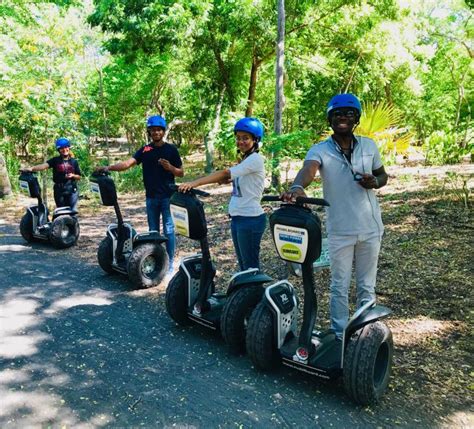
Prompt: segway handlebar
<box><xmin>261</xmin><ymin>195</ymin><xmax>329</xmax><ymax>207</ymax></box>
<box><xmin>169</xmin><ymin>184</ymin><xmax>210</xmax><ymax>198</ymax></box>
<box><xmin>91</xmin><ymin>170</ymin><xmax>110</xmax><ymax>178</ymax></box>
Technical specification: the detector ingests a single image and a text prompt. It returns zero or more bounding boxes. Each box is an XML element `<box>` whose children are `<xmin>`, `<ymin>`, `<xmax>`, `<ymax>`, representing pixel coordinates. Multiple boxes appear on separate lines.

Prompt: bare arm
<box><xmin>159</xmin><ymin>159</ymin><xmax>184</xmax><ymax>177</ymax></box>
<box><xmin>96</xmin><ymin>157</ymin><xmax>137</xmax><ymax>173</ymax></box>
<box><xmin>66</xmin><ymin>172</ymin><xmax>81</xmax><ymax>181</ymax></box>
<box><xmin>281</xmin><ymin>160</ymin><xmax>320</xmax><ymax>201</ymax></box>
<box><xmin>359</xmin><ymin>165</ymin><xmax>388</xmax><ymax>189</ymax></box>
<box><xmin>373</xmin><ymin>166</ymin><xmax>388</xmax><ymax>188</ymax></box>
<box><xmin>23</xmin><ymin>163</ymin><xmax>49</xmax><ymax>173</ymax></box>
<box><xmin>173</xmin><ymin>165</ymin><xmax>184</xmax><ymax>177</ymax></box>
<box><xmin>179</xmin><ymin>169</ymin><xmax>231</xmax><ymax>192</ymax></box>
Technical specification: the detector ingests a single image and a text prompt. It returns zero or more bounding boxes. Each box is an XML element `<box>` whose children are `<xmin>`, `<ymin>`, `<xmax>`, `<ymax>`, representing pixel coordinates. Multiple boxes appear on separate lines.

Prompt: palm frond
<box><xmin>357</xmin><ymin>102</ymin><xmax>414</xmax><ymax>157</ymax></box>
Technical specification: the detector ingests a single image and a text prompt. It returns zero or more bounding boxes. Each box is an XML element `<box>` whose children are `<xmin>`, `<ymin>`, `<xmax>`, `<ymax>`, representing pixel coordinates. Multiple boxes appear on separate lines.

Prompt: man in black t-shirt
<box><xmin>96</xmin><ymin>115</ymin><xmax>184</xmax><ymax>272</ymax></box>
<box><xmin>22</xmin><ymin>138</ymin><xmax>81</xmax><ymax>211</ymax></box>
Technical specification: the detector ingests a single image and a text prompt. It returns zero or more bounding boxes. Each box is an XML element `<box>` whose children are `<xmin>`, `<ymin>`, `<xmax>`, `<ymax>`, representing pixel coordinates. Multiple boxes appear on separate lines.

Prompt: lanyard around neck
<box><xmin>332</xmin><ymin>136</ymin><xmax>358</xmax><ymax>175</ymax></box>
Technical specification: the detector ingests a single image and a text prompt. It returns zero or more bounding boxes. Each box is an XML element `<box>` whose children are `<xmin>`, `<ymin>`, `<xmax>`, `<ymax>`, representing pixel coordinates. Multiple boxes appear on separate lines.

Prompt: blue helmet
<box><xmin>326</xmin><ymin>93</ymin><xmax>362</xmax><ymax>117</ymax></box>
<box><xmin>234</xmin><ymin>117</ymin><xmax>264</xmax><ymax>142</ymax></box>
<box><xmin>146</xmin><ymin>115</ymin><xmax>167</xmax><ymax>129</ymax></box>
<box><xmin>55</xmin><ymin>138</ymin><xmax>70</xmax><ymax>149</ymax></box>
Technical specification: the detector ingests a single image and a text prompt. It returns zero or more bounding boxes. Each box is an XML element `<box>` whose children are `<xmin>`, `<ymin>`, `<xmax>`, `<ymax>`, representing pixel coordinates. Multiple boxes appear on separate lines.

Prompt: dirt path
<box><xmin>0</xmin><ymin>163</ymin><xmax>472</xmax><ymax>427</ymax></box>
<box><xmin>0</xmin><ymin>222</ymin><xmax>435</xmax><ymax>428</ymax></box>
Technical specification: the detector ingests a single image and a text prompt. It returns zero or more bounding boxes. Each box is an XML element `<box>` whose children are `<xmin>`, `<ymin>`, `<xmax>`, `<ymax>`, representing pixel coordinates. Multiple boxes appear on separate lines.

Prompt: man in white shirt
<box><xmin>283</xmin><ymin>94</ymin><xmax>388</xmax><ymax>339</ymax></box>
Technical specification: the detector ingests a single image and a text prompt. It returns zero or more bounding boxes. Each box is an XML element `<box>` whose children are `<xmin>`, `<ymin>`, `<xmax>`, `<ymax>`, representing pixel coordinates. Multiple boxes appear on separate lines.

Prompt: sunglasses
<box><xmin>235</xmin><ymin>135</ymin><xmax>253</xmax><ymax>143</ymax></box>
<box><xmin>331</xmin><ymin>109</ymin><xmax>357</xmax><ymax>118</ymax></box>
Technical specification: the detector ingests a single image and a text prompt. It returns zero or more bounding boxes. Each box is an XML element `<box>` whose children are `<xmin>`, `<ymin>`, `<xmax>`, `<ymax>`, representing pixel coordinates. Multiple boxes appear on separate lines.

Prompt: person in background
<box><xmin>95</xmin><ymin>115</ymin><xmax>183</xmax><ymax>272</ymax></box>
<box><xmin>22</xmin><ymin>137</ymin><xmax>81</xmax><ymax>211</ymax></box>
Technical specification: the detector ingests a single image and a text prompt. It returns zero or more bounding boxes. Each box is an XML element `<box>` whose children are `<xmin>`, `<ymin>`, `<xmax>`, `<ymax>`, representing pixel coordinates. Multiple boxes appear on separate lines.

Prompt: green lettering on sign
<box><xmin>281</xmin><ymin>243</ymin><xmax>301</xmax><ymax>261</ymax></box>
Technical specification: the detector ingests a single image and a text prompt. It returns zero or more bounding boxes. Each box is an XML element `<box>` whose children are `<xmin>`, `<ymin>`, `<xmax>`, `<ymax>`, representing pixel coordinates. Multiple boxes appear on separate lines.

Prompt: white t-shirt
<box><xmin>305</xmin><ymin>136</ymin><xmax>384</xmax><ymax>235</ymax></box>
<box><xmin>228</xmin><ymin>152</ymin><xmax>265</xmax><ymax>217</ymax></box>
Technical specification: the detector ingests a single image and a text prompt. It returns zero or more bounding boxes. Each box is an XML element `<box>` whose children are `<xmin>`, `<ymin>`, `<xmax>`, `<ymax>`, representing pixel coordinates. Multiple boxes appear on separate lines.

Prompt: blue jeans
<box><xmin>53</xmin><ymin>185</ymin><xmax>79</xmax><ymax>212</ymax></box>
<box><xmin>230</xmin><ymin>214</ymin><xmax>266</xmax><ymax>271</ymax></box>
<box><xmin>146</xmin><ymin>197</ymin><xmax>175</xmax><ymax>270</ymax></box>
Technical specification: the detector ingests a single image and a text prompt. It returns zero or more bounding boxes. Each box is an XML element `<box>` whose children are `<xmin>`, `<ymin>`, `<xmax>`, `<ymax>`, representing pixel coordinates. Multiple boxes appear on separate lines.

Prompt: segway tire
<box><xmin>165</xmin><ymin>271</ymin><xmax>190</xmax><ymax>326</ymax></box>
<box><xmin>49</xmin><ymin>215</ymin><xmax>80</xmax><ymax>249</ymax></box>
<box><xmin>221</xmin><ymin>285</ymin><xmax>264</xmax><ymax>355</ymax></box>
<box><xmin>343</xmin><ymin>321</ymin><xmax>393</xmax><ymax>405</ymax></box>
<box><xmin>246</xmin><ymin>300</ymin><xmax>281</xmax><ymax>370</ymax></box>
<box><xmin>97</xmin><ymin>236</ymin><xmax>115</xmax><ymax>274</ymax></box>
<box><xmin>127</xmin><ymin>242</ymin><xmax>168</xmax><ymax>289</ymax></box>
<box><xmin>19</xmin><ymin>212</ymin><xmax>34</xmax><ymax>242</ymax></box>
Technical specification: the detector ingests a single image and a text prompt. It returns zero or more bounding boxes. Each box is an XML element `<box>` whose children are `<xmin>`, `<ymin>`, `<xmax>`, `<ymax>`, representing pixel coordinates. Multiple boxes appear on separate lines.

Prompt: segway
<box><xmin>18</xmin><ymin>171</ymin><xmax>79</xmax><ymax>248</ymax></box>
<box><xmin>246</xmin><ymin>196</ymin><xmax>393</xmax><ymax>405</ymax></box>
<box><xmin>90</xmin><ymin>172</ymin><xmax>168</xmax><ymax>289</ymax></box>
<box><xmin>165</xmin><ymin>185</ymin><xmax>273</xmax><ymax>354</ymax></box>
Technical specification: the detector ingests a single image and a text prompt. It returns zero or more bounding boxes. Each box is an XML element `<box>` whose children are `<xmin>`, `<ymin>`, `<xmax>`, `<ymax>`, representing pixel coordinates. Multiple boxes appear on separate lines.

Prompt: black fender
<box><xmin>345</xmin><ymin>305</ymin><xmax>392</xmax><ymax>339</ymax></box>
<box><xmin>133</xmin><ymin>231</ymin><xmax>168</xmax><ymax>246</ymax></box>
<box><xmin>227</xmin><ymin>272</ymin><xmax>273</xmax><ymax>296</ymax></box>
<box><xmin>52</xmin><ymin>207</ymin><xmax>78</xmax><ymax>219</ymax></box>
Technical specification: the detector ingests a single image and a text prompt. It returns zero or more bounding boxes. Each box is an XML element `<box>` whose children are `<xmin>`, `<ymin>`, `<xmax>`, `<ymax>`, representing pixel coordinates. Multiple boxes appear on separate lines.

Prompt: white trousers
<box><xmin>328</xmin><ymin>232</ymin><xmax>382</xmax><ymax>337</ymax></box>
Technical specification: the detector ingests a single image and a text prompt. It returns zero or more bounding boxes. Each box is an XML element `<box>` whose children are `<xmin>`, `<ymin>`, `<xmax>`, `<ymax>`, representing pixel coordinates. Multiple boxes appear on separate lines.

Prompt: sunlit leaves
<box><xmin>358</xmin><ymin>102</ymin><xmax>414</xmax><ymax>158</ymax></box>
<box><xmin>0</xmin><ymin>2</ymin><xmax>106</xmax><ymax>157</ymax></box>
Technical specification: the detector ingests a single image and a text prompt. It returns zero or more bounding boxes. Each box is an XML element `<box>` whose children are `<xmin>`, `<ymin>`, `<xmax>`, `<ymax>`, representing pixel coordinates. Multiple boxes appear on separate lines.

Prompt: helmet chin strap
<box><xmin>242</xmin><ymin>142</ymin><xmax>259</xmax><ymax>159</ymax></box>
<box><xmin>352</xmin><ymin>121</ymin><xmax>360</xmax><ymax>134</ymax></box>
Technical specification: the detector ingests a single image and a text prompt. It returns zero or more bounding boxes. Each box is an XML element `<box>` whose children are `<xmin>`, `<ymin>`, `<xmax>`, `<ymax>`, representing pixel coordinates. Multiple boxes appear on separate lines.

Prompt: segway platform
<box><xmin>91</xmin><ymin>172</ymin><xmax>168</xmax><ymax>289</ymax></box>
<box><xmin>19</xmin><ymin>172</ymin><xmax>79</xmax><ymax>248</ymax></box>
<box><xmin>246</xmin><ymin>196</ymin><xmax>394</xmax><ymax>405</ymax></box>
<box><xmin>166</xmin><ymin>187</ymin><xmax>273</xmax><ymax>354</ymax></box>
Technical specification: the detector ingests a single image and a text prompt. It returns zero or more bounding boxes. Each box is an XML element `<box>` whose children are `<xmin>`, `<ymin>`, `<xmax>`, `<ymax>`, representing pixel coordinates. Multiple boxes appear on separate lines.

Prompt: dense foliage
<box><xmin>0</xmin><ymin>0</ymin><xmax>472</xmax><ymax>192</ymax></box>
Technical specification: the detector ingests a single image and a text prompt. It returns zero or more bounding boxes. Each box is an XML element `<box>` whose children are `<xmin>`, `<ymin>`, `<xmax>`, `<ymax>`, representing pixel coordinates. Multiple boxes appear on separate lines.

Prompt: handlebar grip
<box><xmin>261</xmin><ymin>195</ymin><xmax>282</xmax><ymax>202</ymax></box>
<box><xmin>169</xmin><ymin>184</ymin><xmax>210</xmax><ymax>197</ymax></box>
<box><xmin>193</xmin><ymin>188</ymin><xmax>211</xmax><ymax>197</ymax></box>
<box><xmin>261</xmin><ymin>195</ymin><xmax>329</xmax><ymax>207</ymax></box>
<box><xmin>91</xmin><ymin>170</ymin><xmax>110</xmax><ymax>178</ymax></box>
<box><xmin>295</xmin><ymin>197</ymin><xmax>330</xmax><ymax>207</ymax></box>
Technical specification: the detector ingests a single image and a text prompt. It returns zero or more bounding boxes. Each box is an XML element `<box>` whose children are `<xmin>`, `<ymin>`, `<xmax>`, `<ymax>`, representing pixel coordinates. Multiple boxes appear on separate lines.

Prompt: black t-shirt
<box><xmin>133</xmin><ymin>142</ymin><xmax>182</xmax><ymax>198</ymax></box>
<box><xmin>47</xmin><ymin>156</ymin><xmax>81</xmax><ymax>185</ymax></box>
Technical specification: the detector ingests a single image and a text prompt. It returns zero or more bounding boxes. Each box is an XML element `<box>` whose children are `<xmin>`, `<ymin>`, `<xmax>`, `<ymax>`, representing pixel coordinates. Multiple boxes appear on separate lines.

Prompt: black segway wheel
<box><xmin>165</xmin><ymin>271</ymin><xmax>190</xmax><ymax>326</ymax></box>
<box><xmin>246</xmin><ymin>300</ymin><xmax>281</xmax><ymax>370</ymax></box>
<box><xmin>49</xmin><ymin>215</ymin><xmax>80</xmax><ymax>249</ymax></box>
<box><xmin>221</xmin><ymin>285</ymin><xmax>265</xmax><ymax>355</ymax></box>
<box><xmin>343</xmin><ymin>321</ymin><xmax>393</xmax><ymax>405</ymax></box>
<box><xmin>19</xmin><ymin>212</ymin><xmax>34</xmax><ymax>242</ymax></box>
<box><xmin>97</xmin><ymin>236</ymin><xmax>115</xmax><ymax>274</ymax></box>
<box><xmin>127</xmin><ymin>242</ymin><xmax>168</xmax><ymax>289</ymax></box>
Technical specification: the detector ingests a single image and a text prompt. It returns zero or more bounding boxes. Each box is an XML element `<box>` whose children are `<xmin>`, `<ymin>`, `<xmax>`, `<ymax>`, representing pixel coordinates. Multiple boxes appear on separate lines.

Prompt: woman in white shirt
<box><xmin>179</xmin><ymin>117</ymin><xmax>266</xmax><ymax>270</ymax></box>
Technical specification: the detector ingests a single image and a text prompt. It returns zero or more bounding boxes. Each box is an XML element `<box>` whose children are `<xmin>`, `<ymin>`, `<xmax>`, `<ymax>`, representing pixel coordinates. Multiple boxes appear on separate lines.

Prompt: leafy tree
<box><xmin>0</xmin><ymin>1</ymin><xmax>106</xmax><ymax>196</ymax></box>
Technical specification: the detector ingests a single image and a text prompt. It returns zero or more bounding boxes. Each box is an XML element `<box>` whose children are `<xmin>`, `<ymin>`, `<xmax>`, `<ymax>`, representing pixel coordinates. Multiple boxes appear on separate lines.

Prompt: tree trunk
<box><xmin>272</xmin><ymin>0</ymin><xmax>285</xmax><ymax>189</ymax></box>
<box><xmin>205</xmin><ymin>85</ymin><xmax>226</xmax><ymax>173</ymax></box>
<box><xmin>208</xmin><ymin>23</ymin><xmax>235</xmax><ymax>110</ymax></box>
<box><xmin>98</xmin><ymin>68</ymin><xmax>110</xmax><ymax>163</ymax></box>
<box><xmin>245</xmin><ymin>58</ymin><xmax>261</xmax><ymax>117</ymax></box>
<box><xmin>0</xmin><ymin>154</ymin><xmax>12</xmax><ymax>198</ymax></box>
